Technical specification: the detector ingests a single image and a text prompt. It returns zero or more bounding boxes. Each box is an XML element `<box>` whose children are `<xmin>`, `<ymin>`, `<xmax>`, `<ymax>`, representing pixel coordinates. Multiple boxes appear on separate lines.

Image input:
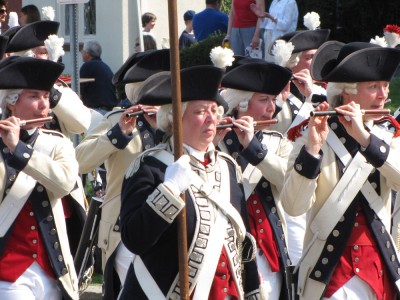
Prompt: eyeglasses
<box><xmin>0</xmin><ymin>9</ymin><xmax>7</xmax><ymax>14</ymax></box>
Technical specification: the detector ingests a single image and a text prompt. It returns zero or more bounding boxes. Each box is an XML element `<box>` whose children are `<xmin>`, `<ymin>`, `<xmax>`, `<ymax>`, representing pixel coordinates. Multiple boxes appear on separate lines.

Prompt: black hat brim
<box><xmin>137</xmin><ymin>65</ymin><xmax>227</xmax><ymax>109</ymax></box>
<box><xmin>312</xmin><ymin>41</ymin><xmax>400</xmax><ymax>82</ymax></box>
<box><xmin>112</xmin><ymin>50</ymin><xmax>153</xmax><ymax>85</ymax></box>
<box><xmin>5</xmin><ymin>21</ymin><xmax>60</xmax><ymax>53</ymax></box>
<box><xmin>0</xmin><ymin>56</ymin><xmax>64</xmax><ymax>91</ymax></box>
<box><xmin>121</xmin><ymin>49</ymin><xmax>170</xmax><ymax>84</ymax></box>
<box><xmin>221</xmin><ymin>61</ymin><xmax>292</xmax><ymax>95</ymax></box>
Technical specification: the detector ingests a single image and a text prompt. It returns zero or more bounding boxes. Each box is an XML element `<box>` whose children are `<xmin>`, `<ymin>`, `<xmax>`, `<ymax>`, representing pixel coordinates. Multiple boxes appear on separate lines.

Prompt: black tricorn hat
<box><xmin>0</xmin><ymin>36</ymin><xmax>9</xmax><ymax>59</ymax></box>
<box><xmin>112</xmin><ymin>50</ymin><xmax>152</xmax><ymax>85</ymax></box>
<box><xmin>311</xmin><ymin>41</ymin><xmax>400</xmax><ymax>82</ymax></box>
<box><xmin>221</xmin><ymin>61</ymin><xmax>292</xmax><ymax>95</ymax></box>
<box><xmin>3</xmin><ymin>21</ymin><xmax>60</xmax><ymax>53</ymax></box>
<box><xmin>0</xmin><ymin>56</ymin><xmax>64</xmax><ymax>91</ymax></box>
<box><xmin>137</xmin><ymin>65</ymin><xmax>227</xmax><ymax>109</ymax></box>
<box><xmin>277</xmin><ymin>29</ymin><xmax>330</xmax><ymax>53</ymax></box>
<box><xmin>120</xmin><ymin>49</ymin><xmax>170</xmax><ymax>85</ymax></box>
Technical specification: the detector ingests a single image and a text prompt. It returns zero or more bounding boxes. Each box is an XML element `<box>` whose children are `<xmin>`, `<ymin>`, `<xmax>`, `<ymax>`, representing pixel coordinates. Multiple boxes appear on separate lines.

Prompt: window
<box><xmin>64</xmin><ymin>0</ymin><xmax>96</xmax><ymax>36</ymax></box>
<box><xmin>84</xmin><ymin>0</ymin><xmax>96</xmax><ymax>35</ymax></box>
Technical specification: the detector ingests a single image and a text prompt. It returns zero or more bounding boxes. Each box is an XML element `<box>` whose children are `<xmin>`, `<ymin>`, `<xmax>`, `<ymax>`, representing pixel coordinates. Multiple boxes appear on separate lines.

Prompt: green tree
<box><xmin>221</xmin><ymin>0</ymin><xmax>232</xmax><ymax>14</ymax></box>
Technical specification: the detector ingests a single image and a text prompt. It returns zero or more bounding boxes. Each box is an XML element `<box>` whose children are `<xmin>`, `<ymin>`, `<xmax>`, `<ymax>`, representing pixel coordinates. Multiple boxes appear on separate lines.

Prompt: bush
<box><xmin>180</xmin><ymin>33</ymin><xmax>225</xmax><ymax>68</ymax></box>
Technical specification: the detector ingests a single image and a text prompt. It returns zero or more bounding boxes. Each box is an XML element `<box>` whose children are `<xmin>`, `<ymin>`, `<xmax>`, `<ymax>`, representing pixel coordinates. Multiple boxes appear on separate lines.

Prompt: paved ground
<box><xmin>81</xmin><ymin>284</ymin><xmax>102</xmax><ymax>300</ymax></box>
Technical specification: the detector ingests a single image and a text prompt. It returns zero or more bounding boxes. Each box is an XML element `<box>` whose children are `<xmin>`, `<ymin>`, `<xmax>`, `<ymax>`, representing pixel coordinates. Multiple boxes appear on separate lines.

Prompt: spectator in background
<box><xmin>19</xmin><ymin>4</ymin><xmax>40</xmax><ymax>26</ymax></box>
<box><xmin>135</xmin><ymin>12</ymin><xmax>158</xmax><ymax>53</ymax></box>
<box><xmin>179</xmin><ymin>10</ymin><xmax>196</xmax><ymax>49</ymax></box>
<box><xmin>192</xmin><ymin>0</ymin><xmax>228</xmax><ymax>41</ymax></box>
<box><xmin>257</xmin><ymin>0</ymin><xmax>298</xmax><ymax>62</ymax></box>
<box><xmin>226</xmin><ymin>0</ymin><xmax>264</xmax><ymax>56</ymax></box>
<box><xmin>142</xmin><ymin>12</ymin><xmax>157</xmax><ymax>33</ymax></box>
<box><xmin>135</xmin><ymin>35</ymin><xmax>158</xmax><ymax>53</ymax></box>
<box><xmin>80</xmin><ymin>40</ymin><xmax>118</xmax><ymax>115</ymax></box>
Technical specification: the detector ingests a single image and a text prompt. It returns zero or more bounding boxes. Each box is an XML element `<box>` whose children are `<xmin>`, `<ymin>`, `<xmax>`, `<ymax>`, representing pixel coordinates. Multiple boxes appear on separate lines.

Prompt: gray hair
<box><xmin>287</xmin><ymin>52</ymin><xmax>301</xmax><ymax>68</ymax></box>
<box><xmin>326</xmin><ymin>82</ymin><xmax>358</xmax><ymax>108</ymax></box>
<box><xmin>157</xmin><ymin>103</ymin><xmax>188</xmax><ymax>135</ymax></box>
<box><xmin>83</xmin><ymin>40</ymin><xmax>102</xmax><ymax>58</ymax></box>
<box><xmin>223</xmin><ymin>88</ymin><xmax>254</xmax><ymax>115</ymax></box>
<box><xmin>0</xmin><ymin>89</ymin><xmax>22</xmax><ymax>119</ymax></box>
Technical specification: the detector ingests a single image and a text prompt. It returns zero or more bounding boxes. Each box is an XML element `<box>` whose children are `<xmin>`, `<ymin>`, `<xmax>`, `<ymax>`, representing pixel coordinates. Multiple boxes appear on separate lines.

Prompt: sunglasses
<box><xmin>0</xmin><ymin>9</ymin><xmax>6</xmax><ymax>14</ymax></box>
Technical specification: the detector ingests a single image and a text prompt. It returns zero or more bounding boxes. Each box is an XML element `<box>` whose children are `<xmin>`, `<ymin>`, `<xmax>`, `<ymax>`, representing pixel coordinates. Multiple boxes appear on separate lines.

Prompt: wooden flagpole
<box><xmin>167</xmin><ymin>0</ymin><xmax>189</xmax><ymax>299</ymax></box>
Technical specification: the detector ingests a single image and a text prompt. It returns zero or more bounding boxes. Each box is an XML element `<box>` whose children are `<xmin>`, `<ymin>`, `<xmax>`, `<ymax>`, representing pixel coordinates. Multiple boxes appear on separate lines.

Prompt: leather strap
<box><xmin>133</xmin><ymin>256</ymin><xmax>165</xmax><ymax>299</ymax></box>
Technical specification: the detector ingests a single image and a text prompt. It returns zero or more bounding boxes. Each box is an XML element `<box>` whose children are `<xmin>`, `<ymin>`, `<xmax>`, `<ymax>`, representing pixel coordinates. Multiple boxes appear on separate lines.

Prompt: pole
<box><xmin>68</xmin><ymin>3</ymin><xmax>81</xmax><ymax>147</ymax></box>
<box><xmin>167</xmin><ymin>1</ymin><xmax>189</xmax><ymax>299</ymax></box>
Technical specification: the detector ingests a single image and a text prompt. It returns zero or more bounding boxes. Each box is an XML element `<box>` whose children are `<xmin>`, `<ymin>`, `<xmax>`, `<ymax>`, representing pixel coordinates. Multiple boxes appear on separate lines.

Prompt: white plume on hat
<box><xmin>42</xmin><ymin>6</ymin><xmax>55</xmax><ymax>21</ymax></box>
<box><xmin>303</xmin><ymin>12</ymin><xmax>320</xmax><ymax>31</ymax></box>
<box><xmin>271</xmin><ymin>40</ymin><xmax>294</xmax><ymax>67</ymax></box>
<box><xmin>7</xmin><ymin>12</ymin><xmax>19</xmax><ymax>28</ymax></box>
<box><xmin>369</xmin><ymin>36</ymin><xmax>388</xmax><ymax>47</ymax></box>
<box><xmin>384</xmin><ymin>31</ymin><xmax>400</xmax><ymax>48</ymax></box>
<box><xmin>44</xmin><ymin>34</ymin><xmax>65</xmax><ymax>62</ymax></box>
<box><xmin>209</xmin><ymin>46</ymin><xmax>234</xmax><ymax>69</ymax></box>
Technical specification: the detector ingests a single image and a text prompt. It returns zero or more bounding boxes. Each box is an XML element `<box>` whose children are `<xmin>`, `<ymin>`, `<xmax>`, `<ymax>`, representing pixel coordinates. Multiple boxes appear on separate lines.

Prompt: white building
<box><xmin>20</xmin><ymin>0</ymin><xmax>206</xmax><ymax>75</ymax></box>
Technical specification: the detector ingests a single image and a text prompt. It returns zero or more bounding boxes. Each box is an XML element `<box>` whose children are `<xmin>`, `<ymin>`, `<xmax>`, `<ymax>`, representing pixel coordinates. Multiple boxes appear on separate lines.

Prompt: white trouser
<box><xmin>0</xmin><ymin>261</ymin><xmax>61</xmax><ymax>300</ymax></box>
<box><xmin>114</xmin><ymin>242</ymin><xmax>134</xmax><ymax>286</ymax></box>
<box><xmin>285</xmin><ymin>212</ymin><xmax>306</xmax><ymax>266</ymax></box>
<box><xmin>322</xmin><ymin>276</ymin><xmax>377</xmax><ymax>300</ymax></box>
<box><xmin>256</xmin><ymin>250</ymin><xmax>283</xmax><ymax>300</ymax></box>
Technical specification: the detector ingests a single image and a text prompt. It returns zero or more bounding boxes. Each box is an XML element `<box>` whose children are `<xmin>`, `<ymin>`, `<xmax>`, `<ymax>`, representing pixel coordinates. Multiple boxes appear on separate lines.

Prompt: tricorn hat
<box><xmin>3</xmin><ymin>21</ymin><xmax>60</xmax><ymax>53</ymax></box>
<box><xmin>221</xmin><ymin>61</ymin><xmax>292</xmax><ymax>95</ymax></box>
<box><xmin>0</xmin><ymin>56</ymin><xmax>64</xmax><ymax>91</ymax></box>
<box><xmin>275</xmin><ymin>29</ymin><xmax>331</xmax><ymax>54</ymax></box>
<box><xmin>119</xmin><ymin>49</ymin><xmax>170</xmax><ymax>85</ymax></box>
<box><xmin>112</xmin><ymin>50</ymin><xmax>152</xmax><ymax>85</ymax></box>
<box><xmin>0</xmin><ymin>36</ymin><xmax>9</xmax><ymax>59</ymax></box>
<box><xmin>311</xmin><ymin>41</ymin><xmax>400</xmax><ymax>82</ymax></box>
<box><xmin>137</xmin><ymin>65</ymin><xmax>227</xmax><ymax>109</ymax></box>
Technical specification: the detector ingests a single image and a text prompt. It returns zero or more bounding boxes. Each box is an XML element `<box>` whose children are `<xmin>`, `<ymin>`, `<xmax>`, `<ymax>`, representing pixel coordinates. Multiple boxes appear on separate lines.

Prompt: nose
<box><xmin>377</xmin><ymin>86</ymin><xmax>389</xmax><ymax>101</ymax></box>
<box><xmin>265</xmin><ymin>99</ymin><xmax>275</xmax><ymax>112</ymax></box>
<box><xmin>38</xmin><ymin>95</ymin><xmax>49</xmax><ymax>108</ymax></box>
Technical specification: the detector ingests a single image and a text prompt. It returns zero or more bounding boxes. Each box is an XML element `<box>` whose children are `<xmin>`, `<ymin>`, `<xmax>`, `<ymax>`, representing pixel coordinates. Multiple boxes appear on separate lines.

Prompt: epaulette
<box><xmin>374</xmin><ymin>115</ymin><xmax>400</xmax><ymax>137</ymax></box>
<box><xmin>40</xmin><ymin>128</ymin><xmax>67</xmax><ymax>138</ymax></box>
<box><xmin>261</xmin><ymin>129</ymin><xmax>284</xmax><ymax>139</ymax></box>
<box><xmin>287</xmin><ymin>118</ymin><xmax>310</xmax><ymax>142</ymax></box>
<box><xmin>104</xmin><ymin>108</ymin><xmax>124</xmax><ymax>119</ymax></box>
<box><xmin>125</xmin><ymin>143</ymin><xmax>168</xmax><ymax>178</ymax></box>
<box><xmin>217</xmin><ymin>151</ymin><xmax>243</xmax><ymax>183</ymax></box>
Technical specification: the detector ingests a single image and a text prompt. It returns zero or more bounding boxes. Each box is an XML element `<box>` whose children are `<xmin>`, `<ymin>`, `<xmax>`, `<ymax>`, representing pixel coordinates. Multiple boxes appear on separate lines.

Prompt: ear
<box><xmin>6</xmin><ymin>102</ymin><xmax>15</xmax><ymax>115</ymax></box>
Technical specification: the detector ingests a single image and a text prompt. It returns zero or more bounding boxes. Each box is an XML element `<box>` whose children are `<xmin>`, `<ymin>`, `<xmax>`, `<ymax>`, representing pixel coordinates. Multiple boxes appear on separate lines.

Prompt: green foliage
<box><xmin>180</xmin><ymin>33</ymin><xmax>225</xmax><ymax>68</ymax></box>
<box><xmin>220</xmin><ymin>0</ymin><xmax>232</xmax><ymax>14</ymax></box>
<box><xmin>389</xmin><ymin>77</ymin><xmax>400</xmax><ymax>112</ymax></box>
<box><xmin>297</xmin><ymin>0</ymin><xmax>400</xmax><ymax>42</ymax></box>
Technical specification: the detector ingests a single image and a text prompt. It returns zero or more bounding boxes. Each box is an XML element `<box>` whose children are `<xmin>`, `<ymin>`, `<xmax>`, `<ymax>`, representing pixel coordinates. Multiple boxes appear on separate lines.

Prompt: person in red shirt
<box><xmin>226</xmin><ymin>0</ymin><xmax>264</xmax><ymax>56</ymax></box>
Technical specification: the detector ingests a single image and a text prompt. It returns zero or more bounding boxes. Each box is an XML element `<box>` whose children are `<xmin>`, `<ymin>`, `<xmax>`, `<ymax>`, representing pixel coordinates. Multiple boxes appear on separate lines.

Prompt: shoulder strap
<box><xmin>0</xmin><ymin>132</ymin><xmax>57</xmax><ymax>237</ymax></box>
<box><xmin>310</xmin><ymin>125</ymin><xmax>393</xmax><ymax>240</ymax></box>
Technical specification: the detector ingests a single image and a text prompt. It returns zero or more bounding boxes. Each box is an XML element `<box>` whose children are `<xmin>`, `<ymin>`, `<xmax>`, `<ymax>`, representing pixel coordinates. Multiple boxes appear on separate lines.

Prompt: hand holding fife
<box><xmin>0</xmin><ymin>117</ymin><xmax>20</xmax><ymax>153</ymax></box>
<box><xmin>119</xmin><ymin>105</ymin><xmax>142</xmax><ymax>136</ymax></box>
<box><xmin>335</xmin><ymin>102</ymin><xmax>371</xmax><ymax>148</ymax></box>
<box><xmin>306</xmin><ymin>101</ymin><xmax>330</xmax><ymax>156</ymax></box>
